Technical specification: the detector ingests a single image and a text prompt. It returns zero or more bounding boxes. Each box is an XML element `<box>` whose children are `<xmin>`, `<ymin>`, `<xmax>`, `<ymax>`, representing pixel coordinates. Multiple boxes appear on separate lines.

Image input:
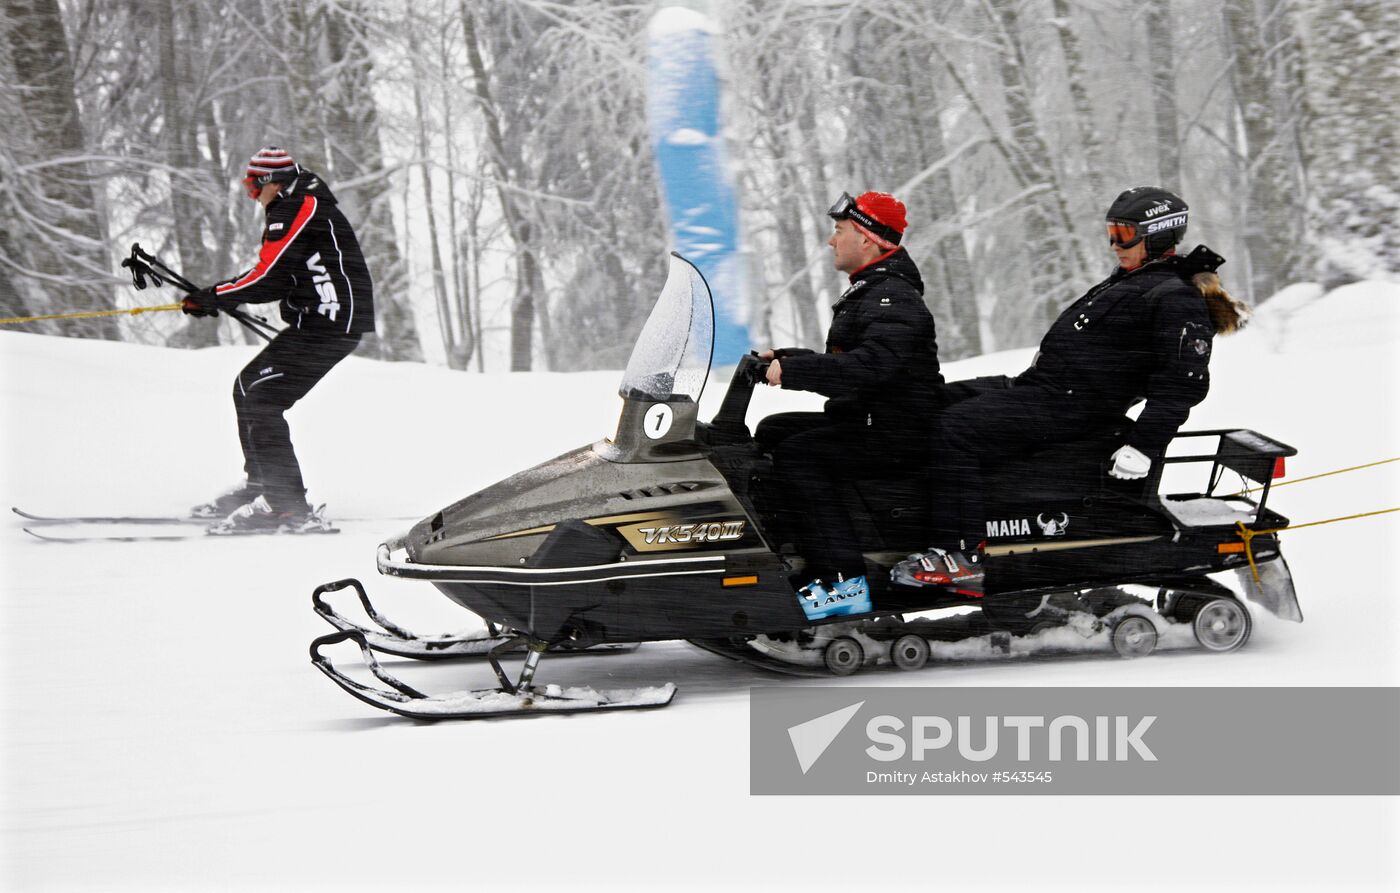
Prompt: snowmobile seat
<box><xmin>982</xmin><ymin>422</ymin><xmax>1141</xmax><ymax>501</ymax></box>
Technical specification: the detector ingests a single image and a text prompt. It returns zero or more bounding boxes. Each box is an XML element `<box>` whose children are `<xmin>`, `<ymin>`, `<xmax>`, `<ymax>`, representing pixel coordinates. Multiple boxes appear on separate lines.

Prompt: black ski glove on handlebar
<box><xmin>182</xmin><ymin>286</ymin><xmax>221</xmax><ymax>318</ymax></box>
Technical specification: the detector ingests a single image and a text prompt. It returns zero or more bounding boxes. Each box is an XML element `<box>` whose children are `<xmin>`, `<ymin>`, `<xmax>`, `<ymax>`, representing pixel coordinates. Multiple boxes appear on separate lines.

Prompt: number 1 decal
<box><xmin>643</xmin><ymin>403</ymin><xmax>673</xmax><ymax>440</ymax></box>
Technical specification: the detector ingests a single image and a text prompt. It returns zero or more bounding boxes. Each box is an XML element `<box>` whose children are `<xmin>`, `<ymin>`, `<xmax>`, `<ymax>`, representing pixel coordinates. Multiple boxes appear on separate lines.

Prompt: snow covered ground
<box><xmin>2</xmin><ymin>281</ymin><xmax>1398</xmax><ymax>891</ymax></box>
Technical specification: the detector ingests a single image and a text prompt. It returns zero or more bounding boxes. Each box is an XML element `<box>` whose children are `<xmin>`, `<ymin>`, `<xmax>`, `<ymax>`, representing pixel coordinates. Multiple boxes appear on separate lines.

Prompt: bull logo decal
<box><xmin>1036</xmin><ymin>512</ymin><xmax>1070</xmax><ymax>536</ymax></box>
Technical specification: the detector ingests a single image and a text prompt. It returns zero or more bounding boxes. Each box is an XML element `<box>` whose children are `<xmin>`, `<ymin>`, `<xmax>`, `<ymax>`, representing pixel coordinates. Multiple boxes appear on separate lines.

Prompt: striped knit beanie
<box><xmin>245</xmin><ymin>146</ymin><xmax>299</xmax><ymax>187</ymax></box>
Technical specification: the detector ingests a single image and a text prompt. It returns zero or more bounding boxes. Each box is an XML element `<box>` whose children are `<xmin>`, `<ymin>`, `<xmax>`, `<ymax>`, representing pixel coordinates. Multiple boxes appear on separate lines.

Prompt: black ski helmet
<box><xmin>1105</xmin><ymin>186</ymin><xmax>1188</xmax><ymax>259</ymax></box>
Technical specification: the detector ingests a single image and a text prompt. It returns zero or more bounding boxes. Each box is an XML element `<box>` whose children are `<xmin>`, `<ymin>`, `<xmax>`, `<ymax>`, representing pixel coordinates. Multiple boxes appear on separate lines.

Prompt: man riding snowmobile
<box><xmin>756</xmin><ymin>191</ymin><xmax>945</xmax><ymax>619</ymax></box>
<box><xmin>897</xmin><ymin>186</ymin><xmax>1251</xmax><ymax>591</ymax></box>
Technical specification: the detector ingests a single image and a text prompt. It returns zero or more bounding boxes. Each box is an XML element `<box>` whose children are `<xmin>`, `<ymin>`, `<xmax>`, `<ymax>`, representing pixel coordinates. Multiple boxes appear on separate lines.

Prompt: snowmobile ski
<box><xmin>309</xmin><ymin>629</ymin><xmax>675</xmax><ymax>720</ymax></box>
<box><xmin>312</xmin><ymin>578</ymin><xmax>635</xmax><ymax>660</ymax></box>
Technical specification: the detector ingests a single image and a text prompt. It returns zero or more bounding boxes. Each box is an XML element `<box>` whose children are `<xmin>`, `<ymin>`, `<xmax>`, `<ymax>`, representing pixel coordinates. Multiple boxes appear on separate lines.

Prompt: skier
<box><xmin>896</xmin><ymin>186</ymin><xmax>1249</xmax><ymax>590</ymax></box>
<box><xmin>183</xmin><ymin>146</ymin><xmax>376</xmax><ymax>533</ymax></box>
<box><xmin>757</xmin><ymin>191</ymin><xmax>945</xmax><ymax>618</ymax></box>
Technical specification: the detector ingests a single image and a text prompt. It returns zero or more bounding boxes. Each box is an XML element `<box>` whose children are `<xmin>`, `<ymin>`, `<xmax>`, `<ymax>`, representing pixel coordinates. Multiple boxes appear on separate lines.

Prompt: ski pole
<box><xmin>121</xmin><ymin>243</ymin><xmax>279</xmax><ymax>343</ymax></box>
<box><xmin>122</xmin><ymin>243</ymin><xmax>199</xmax><ymax>293</ymax></box>
<box><xmin>0</xmin><ymin>304</ymin><xmax>184</xmax><ymax>325</ymax></box>
<box><xmin>227</xmin><ymin>307</ymin><xmax>278</xmax><ymax>343</ymax></box>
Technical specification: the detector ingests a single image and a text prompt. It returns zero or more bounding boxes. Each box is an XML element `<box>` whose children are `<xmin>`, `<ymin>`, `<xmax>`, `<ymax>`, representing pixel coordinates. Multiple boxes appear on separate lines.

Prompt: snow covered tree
<box><xmin>1222</xmin><ymin>0</ymin><xmax>1310</xmax><ymax>302</ymax></box>
<box><xmin>1295</xmin><ymin>0</ymin><xmax>1400</xmax><ymax>283</ymax></box>
<box><xmin>0</xmin><ymin>0</ymin><xmax>116</xmax><ymax>339</ymax></box>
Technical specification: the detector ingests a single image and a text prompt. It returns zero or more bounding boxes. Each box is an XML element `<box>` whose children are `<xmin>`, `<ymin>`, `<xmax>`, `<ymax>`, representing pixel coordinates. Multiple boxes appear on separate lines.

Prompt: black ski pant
<box><xmin>233</xmin><ymin>328</ymin><xmax>360</xmax><ymax>512</ymax></box>
<box><xmin>758</xmin><ymin>411</ymin><xmax>923</xmax><ymax>583</ymax></box>
<box><xmin>930</xmin><ymin>382</ymin><xmax>1122</xmax><ymax>548</ymax></box>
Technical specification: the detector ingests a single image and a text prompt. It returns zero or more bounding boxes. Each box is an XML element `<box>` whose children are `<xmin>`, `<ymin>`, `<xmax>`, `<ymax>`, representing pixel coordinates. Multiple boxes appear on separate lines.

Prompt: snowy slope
<box><xmin>2</xmin><ymin>281</ymin><xmax>1398</xmax><ymax>892</ymax></box>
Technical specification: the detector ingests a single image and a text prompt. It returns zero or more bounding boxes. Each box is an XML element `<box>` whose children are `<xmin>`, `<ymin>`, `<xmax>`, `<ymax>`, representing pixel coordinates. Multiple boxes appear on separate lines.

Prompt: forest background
<box><xmin>2</xmin><ymin>0</ymin><xmax>1396</xmax><ymax>371</ymax></box>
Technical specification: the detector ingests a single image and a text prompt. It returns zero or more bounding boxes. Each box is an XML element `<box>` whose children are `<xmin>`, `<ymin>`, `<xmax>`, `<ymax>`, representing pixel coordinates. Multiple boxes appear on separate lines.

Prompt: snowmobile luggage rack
<box><xmin>1156</xmin><ymin>428</ymin><xmax>1296</xmax><ymax>526</ymax></box>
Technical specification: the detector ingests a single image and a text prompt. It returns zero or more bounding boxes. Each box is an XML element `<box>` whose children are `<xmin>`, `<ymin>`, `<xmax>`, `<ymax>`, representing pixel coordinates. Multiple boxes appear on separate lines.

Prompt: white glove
<box><xmin>1109</xmin><ymin>445</ymin><xmax>1152</xmax><ymax>480</ymax></box>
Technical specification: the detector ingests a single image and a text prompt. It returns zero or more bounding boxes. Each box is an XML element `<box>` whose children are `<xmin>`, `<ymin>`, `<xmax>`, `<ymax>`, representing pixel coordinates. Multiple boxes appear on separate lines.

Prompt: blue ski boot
<box><xmin>797</xmin><ymin>574</ymin><xmax>872</xmax><ymax>621</ymax></box>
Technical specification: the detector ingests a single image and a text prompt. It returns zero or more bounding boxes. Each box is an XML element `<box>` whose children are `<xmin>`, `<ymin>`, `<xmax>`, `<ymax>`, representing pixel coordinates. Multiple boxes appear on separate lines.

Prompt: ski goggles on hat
<box><xmin>828</xmin><ymin>192</ymin><xmax>902</xmax><ymax>247</ymax></box>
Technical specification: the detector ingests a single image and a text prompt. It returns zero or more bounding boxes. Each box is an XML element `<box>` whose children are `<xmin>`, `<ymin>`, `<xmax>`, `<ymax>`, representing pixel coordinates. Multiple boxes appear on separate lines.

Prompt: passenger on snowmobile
<box><xmin>183</xmin><ymin>146</ymin><xmax>376</xmax><ymax>534</ymax></box>
<box><xmin>897</xmin><ymin>186</ymin><xmax>1251</xmax><ymax>590</ymax></box>
<box><xmin>755</xmin><ymin>191</ymin><xmax>946</xmax><ymax>617</ymax></box>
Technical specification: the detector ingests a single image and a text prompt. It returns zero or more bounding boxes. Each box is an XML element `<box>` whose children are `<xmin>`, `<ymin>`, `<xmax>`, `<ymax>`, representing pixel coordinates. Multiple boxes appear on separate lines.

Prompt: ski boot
<box><xmin>207</xmin><ymin>494</ymin><xmax>334</xmax><ymax>535</ymax></box>
<box><xmin>797</xmin><ymin>574</ymin><xmax>872</xmax><ymax>621</ymax></box>
<box><xmin>191</xmin><ymin>481</ymin><xmax>261</xmax><ymax>519</ymax></box>
<box><xmin>891</xmin><ymin>546</ymin><xmax>985</xmax><ymax>596</ymax></box>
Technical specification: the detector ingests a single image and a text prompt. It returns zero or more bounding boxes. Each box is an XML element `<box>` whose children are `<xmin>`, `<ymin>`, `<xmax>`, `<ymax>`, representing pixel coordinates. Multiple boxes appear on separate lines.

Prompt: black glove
<box><xmin>182</xmin><ymin>286</ymin><xmax>220</xmax><ymax>318</ymax></box>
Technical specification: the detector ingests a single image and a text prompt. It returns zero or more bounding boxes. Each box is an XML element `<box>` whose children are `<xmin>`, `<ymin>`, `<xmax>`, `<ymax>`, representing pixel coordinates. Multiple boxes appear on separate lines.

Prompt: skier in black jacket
<box><xmin>758</xmin><ymin>191</ymin><xmax>945</xmax><ymax>619</ymax></box>
<box><xmin>896</xmin><ymin>186</ymin><xmax>1249</xmax><ymax>592</ymax></box>
<box><xmin>183</xmin><ymin>146</ymin><xmax>376</xmax><ymax>533</ymax></box>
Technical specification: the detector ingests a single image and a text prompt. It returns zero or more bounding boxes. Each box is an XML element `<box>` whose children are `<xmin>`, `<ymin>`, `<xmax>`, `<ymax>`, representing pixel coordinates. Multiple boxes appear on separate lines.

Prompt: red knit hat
<box><xmin>828</xmin><ymin>191</ymin><xmax>908</xmax><ymax>248</ymax></box>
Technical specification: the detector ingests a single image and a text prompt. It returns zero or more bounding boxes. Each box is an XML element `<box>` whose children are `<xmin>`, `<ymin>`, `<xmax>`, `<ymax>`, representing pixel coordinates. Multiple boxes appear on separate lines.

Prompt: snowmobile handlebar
<box><xmin>704</xmin><ymin>352</ymin><xmax>770</xmax><ymax>445</ymax></box>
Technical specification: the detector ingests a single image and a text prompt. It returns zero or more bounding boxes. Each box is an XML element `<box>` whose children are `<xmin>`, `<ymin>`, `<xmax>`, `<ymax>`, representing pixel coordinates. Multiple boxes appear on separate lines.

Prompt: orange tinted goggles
<box><xmin>243</xmin><ymin>175</ymin><xmax>262</xmax><ymax>200</ymax></box>
<box><xmin>1106</xmin><ymin>220</ymin><xmax>1143</xmax><ymax>248</ymax></box>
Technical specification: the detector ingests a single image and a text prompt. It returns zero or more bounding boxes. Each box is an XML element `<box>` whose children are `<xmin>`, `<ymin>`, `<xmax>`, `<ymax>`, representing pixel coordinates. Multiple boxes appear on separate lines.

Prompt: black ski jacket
<box><xmin>779</xmin><ymin>247</ymin><xmax>946</xmax><ymax>433</ymax></box>
<box><xmin>214</xmin><ymin>169</ymin><xmax>375</xmax><ymax>336</ymax></box>
<box><xmin>1014</xmin><ymin>255</ymin><xmax>1215</xmax><ymax>457</ymax></box>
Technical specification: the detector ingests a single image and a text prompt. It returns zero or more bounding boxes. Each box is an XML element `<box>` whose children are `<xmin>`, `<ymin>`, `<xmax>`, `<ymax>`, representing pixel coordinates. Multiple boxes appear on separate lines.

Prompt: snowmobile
<box><xmin>310</xmin><ymin>253</ymin><xmax>1303</xmax><ymax>719</ymax></box>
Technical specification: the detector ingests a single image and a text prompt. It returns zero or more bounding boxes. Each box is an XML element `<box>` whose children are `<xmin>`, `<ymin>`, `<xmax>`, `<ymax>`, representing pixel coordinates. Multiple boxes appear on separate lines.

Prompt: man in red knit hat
<box><xmin>757</xmin><ymin>191</ymin><xmax>946</xmax><ymax>619</ymax></box>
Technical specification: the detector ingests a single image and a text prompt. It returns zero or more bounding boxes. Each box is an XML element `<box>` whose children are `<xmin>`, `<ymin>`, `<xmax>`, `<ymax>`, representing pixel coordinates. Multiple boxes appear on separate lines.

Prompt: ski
<box><xmin>23</xmin><ymin>527</ymin><xmax>203</xmax><ymax>543</ymax></box>
<box><xmin>13</xmin><ymin>506</ymin><xmax>413</xmax><ymax>525</ymax></box>
<box><xmin>13</xmin><ymin>507</ymin><xmax>207</xmax><ymax>525</ymax></box>
<box><xmin>23</xmin><ymin>525</ymin><xmax>340</xmax><ymax>543</ymax></box>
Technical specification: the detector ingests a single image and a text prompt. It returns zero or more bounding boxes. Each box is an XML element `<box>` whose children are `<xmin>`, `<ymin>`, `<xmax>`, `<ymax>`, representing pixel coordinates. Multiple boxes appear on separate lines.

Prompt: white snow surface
<box><xmin>2</xmin><ymin>281</ymin><xmax>1399</xmax><ymax>891</ymax></box>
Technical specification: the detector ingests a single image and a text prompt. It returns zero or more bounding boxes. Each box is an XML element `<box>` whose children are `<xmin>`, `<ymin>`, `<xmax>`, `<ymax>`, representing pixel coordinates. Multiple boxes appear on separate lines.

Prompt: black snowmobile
<box><xmin>310</xmin><ymin>253</ymin><xmax>1303</xmax><ymax>719</ymax></box>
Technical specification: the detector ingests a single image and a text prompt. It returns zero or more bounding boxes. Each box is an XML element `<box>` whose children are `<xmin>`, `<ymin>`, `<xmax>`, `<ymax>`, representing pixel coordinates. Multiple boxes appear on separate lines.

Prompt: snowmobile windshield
<box><xmin>617</xmin><ymin>253</ymin><xmax>714</xmax><ymax>403</ymax></box>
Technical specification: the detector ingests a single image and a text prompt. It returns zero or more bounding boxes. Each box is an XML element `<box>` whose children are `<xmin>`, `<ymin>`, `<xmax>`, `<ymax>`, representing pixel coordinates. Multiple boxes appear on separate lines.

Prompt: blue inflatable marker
<box><xmin>646</xmin><ymin>2</ymin><xmax>748</xmax><ymax>365</ymax></box>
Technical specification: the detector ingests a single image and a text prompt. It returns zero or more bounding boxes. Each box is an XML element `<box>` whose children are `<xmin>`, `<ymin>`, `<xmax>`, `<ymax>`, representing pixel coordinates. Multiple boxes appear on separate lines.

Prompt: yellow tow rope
<box><xmin>1233</xmin><ymin>456</ymin><xmax>1400</xmax><ymax>495</ymax></box>
<box><xmin>1236</xmin><ymin>508</ymin><xmax>1400</xmax><ymax>583</ymax></box>
<box><xmin>1230</xmin><ymin>455</ymin><xmax>1400</xmax><ymax>582</ymax></box>
<box><xmin>0</xmin><ymin>303</ymin><xmax>184</xmax><ymax>325</ymax></box>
